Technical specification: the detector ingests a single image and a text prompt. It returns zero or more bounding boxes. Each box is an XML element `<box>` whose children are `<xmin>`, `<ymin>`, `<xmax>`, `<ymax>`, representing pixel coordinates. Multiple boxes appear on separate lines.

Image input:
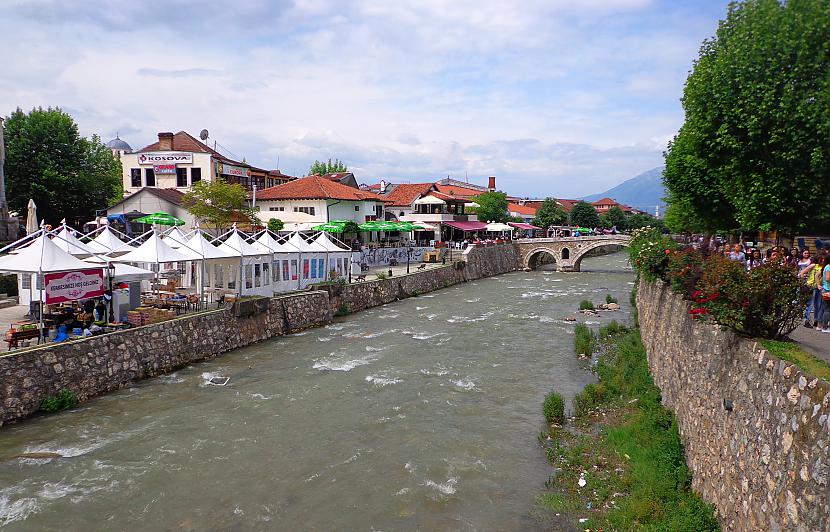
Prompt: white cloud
<box><xmin>0</xmin><ymin>0</ymin><xmax>723</xmax><ymax>196</ymax></box>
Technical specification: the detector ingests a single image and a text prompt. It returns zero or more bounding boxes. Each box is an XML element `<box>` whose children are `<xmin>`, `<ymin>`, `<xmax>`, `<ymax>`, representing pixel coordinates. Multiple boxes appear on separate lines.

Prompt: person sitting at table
<box><xmin>94</xmin><ymin>299</ymin><xmax>107</xmax><ymax>323</ymax></box>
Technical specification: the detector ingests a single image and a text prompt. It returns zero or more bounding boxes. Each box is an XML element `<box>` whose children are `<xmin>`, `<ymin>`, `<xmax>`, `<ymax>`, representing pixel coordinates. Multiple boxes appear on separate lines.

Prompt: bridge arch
<box><xmin>515</xmin><ymin>235</ymin><xmax>630</xmax><ymax>272</ymax></box>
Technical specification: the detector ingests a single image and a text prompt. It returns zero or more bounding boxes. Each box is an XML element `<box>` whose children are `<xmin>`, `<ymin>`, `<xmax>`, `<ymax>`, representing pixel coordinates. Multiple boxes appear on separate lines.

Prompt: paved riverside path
<box><xmin>789</xmin><ymin>325</ymin><xmax>830</xmax><ymax>363</ymax></box>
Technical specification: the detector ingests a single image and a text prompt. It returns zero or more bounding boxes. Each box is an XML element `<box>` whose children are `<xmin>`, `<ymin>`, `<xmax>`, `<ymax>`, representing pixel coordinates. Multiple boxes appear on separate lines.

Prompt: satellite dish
<box><xmin>199</xmin><ymin>129</ymin><xmax>209</xmax><ymax>141</ymax></box>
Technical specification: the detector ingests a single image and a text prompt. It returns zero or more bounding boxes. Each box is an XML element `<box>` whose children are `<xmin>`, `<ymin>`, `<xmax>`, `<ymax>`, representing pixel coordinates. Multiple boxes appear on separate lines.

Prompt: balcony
<box><xmin>400</xmin><ymin>213</ymin><xmax>469</xmax><ymax>223</ymax></box>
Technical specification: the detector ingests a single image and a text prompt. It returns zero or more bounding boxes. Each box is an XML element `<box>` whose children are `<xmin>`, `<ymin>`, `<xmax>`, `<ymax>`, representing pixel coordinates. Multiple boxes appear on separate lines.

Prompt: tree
<box><xmin>473</xmin><ymin>191</ymin><xmax>509</xmax><ymax>223</ymax></box>
<box><xmin>662</xmin><ymin>193</ymin><xmax>707</xmax><ymax>234</ymax></box>
<box><xmin>182</xmin><ymin>177</ymin><xmax>258</xmax><ymax>233</ymax></box>
<box><xmin>533</xmin><ymin>198</ymin><xmax>568</xmax><ymax>229</ymax></box>
<box><xmin>308</xmin><ymin>158</ymin><xmax>348</xmax><ymax>176</ymax></box>
<box><xmin>569</xmin><ymin>201</ymin><xmax>601</xmax><ymax>228</ymax></box>
<box><xmin>601</xmin><ymin>206</ymin><xmax>628</xmax><ymax>230</ymax></box>
<box><xmin>626</xmin><ymin>213</ymin><xmax>661</xmax><ymax>231</ymax></box>
<box><xmin>267</xmin><ymin>218</ymin><xmax>284</xmax><ymax>233</ymax></box>
<box><xmin>664</xmin><ymin>0</ymin><xmax>830</xmax><ymax>233</ymax></box>
<box><xmin>4</xmin><ymin>107</ymin><xmax>122</xmax><ymax>225</ymax></box>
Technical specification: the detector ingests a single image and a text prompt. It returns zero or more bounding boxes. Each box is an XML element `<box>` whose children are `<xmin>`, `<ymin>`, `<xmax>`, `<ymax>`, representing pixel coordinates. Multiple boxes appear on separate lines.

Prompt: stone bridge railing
<box><xmin>512</xmin><ymin>234</ymin><xmax>630</xmax><ymax>271</ymax></box>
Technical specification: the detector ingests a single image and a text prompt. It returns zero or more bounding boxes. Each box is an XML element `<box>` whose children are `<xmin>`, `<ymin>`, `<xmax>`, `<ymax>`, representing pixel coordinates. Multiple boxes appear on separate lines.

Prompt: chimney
<box><xmin>158</xmin><ymin>132</ymin><xmax>174</xmax><ymax>151</ymax></box>
<box><xmin>488</xmin><ymin>176</ymin><xmax>496</xmax><ymax>192</ymax></box>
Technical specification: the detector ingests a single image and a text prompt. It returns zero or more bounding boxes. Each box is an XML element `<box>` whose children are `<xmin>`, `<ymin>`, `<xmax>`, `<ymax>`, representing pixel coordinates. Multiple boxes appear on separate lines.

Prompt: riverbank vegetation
<box><xmin>535</xmin><ymin>324</ymin><xmax>718</xmax><ymax>530</ymax></box>
<box><xmin>760</xmin><ymin>339</ymin><xmax>830</xmax><ymax>382</ymax></box>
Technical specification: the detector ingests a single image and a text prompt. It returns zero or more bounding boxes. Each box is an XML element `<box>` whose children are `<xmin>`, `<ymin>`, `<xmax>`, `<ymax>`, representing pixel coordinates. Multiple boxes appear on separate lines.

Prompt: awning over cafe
<box><xmin>442</xmin><ymin>221</ymin><xmax>488</xmax><ymax>232</ymax></box>
<box><xmin>508</xmin><ymin>222</ymin><xmax>542</xmax><ymax>230</ymax></box>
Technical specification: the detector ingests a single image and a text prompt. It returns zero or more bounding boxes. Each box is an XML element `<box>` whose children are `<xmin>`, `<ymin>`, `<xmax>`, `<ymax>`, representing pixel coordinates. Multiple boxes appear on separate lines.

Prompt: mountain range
<box><xmin>582</xmin><ymin>167</ymin><xmax>666</xmax><ymax>214</ymax></box>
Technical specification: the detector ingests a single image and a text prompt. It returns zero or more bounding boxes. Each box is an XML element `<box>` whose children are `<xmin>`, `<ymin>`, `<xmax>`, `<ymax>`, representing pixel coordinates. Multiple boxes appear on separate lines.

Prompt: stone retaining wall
<box><xmin>637</xmin><ymin>280</ymin><xmax>829</xmax><ymax>531</ymax></box>
<box><xmin>0</xmin><ymin>292</ymin><xmax>331</xmax><ymax>426</ymax></box>
<box><xmin>322</xmin><ymin>243</ymin><xmax>520</xmax><ymax>313</ymax></box>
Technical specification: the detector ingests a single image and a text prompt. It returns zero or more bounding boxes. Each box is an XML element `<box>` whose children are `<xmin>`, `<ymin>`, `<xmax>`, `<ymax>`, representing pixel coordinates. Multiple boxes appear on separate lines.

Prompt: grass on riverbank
<box><xmin>534</xmin><ymin>329</ymin><xmax>719</xmax><ymax>531</ymax></box>
<box><xmin>760</xmin><ymin>339</ymin><xmax>830</xmax><ymax>382</ymax></box>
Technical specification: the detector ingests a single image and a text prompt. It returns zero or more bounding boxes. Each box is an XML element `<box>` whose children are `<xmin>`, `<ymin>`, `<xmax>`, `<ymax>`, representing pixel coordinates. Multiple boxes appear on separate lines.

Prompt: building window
<box><xmin>191</xmin><ymin>167</ymin><xmax>201</xmax><ymax>183</ymax></box>
<box><xmin>375</xmin><ymin>205</ymin><xmax>383</xmax><ymax>218</ymax></box>
<box><xmin>130</xmin><ymin>168</ymin><xmax>141</xmax><ymax>188</ymax></box>
<box><xmin>399</xmin><ymin>211</ymin><xmax>404</xmax><ymax>217</ymax></box>
<box><xmin>176</xmin><ymin>168</ymin><xmax>188</xmax><ymax>187</ymax></box>
<box><xmin>354</xmin><ymin>205</ymin><xmax>360</xmax><ymax>211</ymax></box>
<box><xmin>293</xmin><ymin>206</ymin><xmax>315</xmax><ymax>216</ymax></box>
<box><xmin>269</xmin><ymin>206</ymin><xmax>285</xmax><ymax>212</ymax></box>
<box><xmin>145</xmin><ymin>168</ymin><xmax>155</xmax><ymax>187</ymax></box>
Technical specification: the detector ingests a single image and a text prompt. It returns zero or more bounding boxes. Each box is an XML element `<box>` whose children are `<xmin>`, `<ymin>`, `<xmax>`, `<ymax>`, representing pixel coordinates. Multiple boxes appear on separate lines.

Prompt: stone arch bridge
<box><xmin>513</xmin><ymin>235</ymin><xmax>631</xmax><ymax>272</ymax></box>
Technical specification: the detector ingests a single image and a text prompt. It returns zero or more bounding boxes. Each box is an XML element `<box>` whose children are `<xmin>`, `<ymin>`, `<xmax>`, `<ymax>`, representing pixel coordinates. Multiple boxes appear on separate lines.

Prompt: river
<box><xmin>0</xmin><ymin>252</ymin><xmax>634</xmax><ymax>531</ymax></box>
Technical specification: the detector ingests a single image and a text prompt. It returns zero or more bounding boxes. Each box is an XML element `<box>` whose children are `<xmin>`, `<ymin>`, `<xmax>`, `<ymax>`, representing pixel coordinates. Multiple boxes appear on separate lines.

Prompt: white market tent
<box><xmin>414</xmin><ymin>195</ymin><xmax>446</xmax><ymax>205</ymax></box>
<box><xmin>84</xmin><ymin>257</ymin><xmax>155</xmax><ymax>282</ymax></box>
<box><xmin>53</xmin><ymin>226</ymin><xmax>97</xmax><ymax>256</ymax></box>
<box><xmin>161</xmin><ymin>227</ymin><xmax>192</xmax><ymax>248</ymax></box>
<box><xmin>85</xmin><ymin>227</ymin><xmax>133</xmax><ymax>255</ymax></box>
<box><xmin>216</xmin><ymin>227</ymin><xmax>272</xmax><ymax>297</ymax></box>
<box><xmin>312</xmin><ymin>232</ymin><xmax>355</xmax><ymax>279</ymax></box>
<box><xmin>113</xmin><ymin>232</ymin><xmax>193</xmax><ymax>265</ymax></box>
<box><xmin>0</xmin><ymin>233</ymin><xmax>105</xmax><ymax>337</ymax></box>
<box><xmin>178</xmin><ymin>231</ymin><xmax>237</xmax><ymax>303</ymax></box>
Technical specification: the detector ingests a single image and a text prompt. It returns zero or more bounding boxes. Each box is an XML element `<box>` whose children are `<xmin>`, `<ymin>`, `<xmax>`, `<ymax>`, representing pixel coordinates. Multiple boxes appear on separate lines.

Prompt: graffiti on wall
<box><xmin>360</xmin><ymin>247</ymin><xmax>433</xmax><ymax>267</ymax></box>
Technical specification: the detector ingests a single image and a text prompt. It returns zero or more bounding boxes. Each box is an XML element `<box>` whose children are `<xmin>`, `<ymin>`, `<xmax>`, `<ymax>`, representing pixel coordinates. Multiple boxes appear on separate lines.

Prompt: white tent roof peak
<box><xmin>162</xmin><ymin>227</ymin><xmax>191</xmax><ymax>248</ymax></box>
<box><xmin>0</xmin><ymin>234</ymin><xmax>97</xmax><ymax>273</ymax></box>
<box><xmin>218</xmin><ymin>228</ymin><xmax>269</xmax><ymax>257</ymax></box>
<box><xmin>86</xmin><ymin>227</ymin><xmax>133</xmax><ymax>254</ymax></box>
<box><xmin>113</xmin><ymin>233</ymin><xmax>193</xmax><ymax>264</ymax></box>
<box><xmin>285</xmin><ymin>232</ymin><xmax>316</xmax><ymax>253</ymax></box>
<box><xmin>181</xmin><ymin>232</ymin><xmax>235</xmax><ymax>260</ymax></box>
<box><xmin>53</xmin><ymin>226</ymin><xmax>97</xmax><ymax>256</ymax></box>
<box><xmin>252</xmin><ymin>231</ymin><xmax>290</xmax><ymax>253</ymax></box>
<box><xmin>313</xmin><ymin>233</ymin><xmax>350</xmax><ymax>252</ymax></box>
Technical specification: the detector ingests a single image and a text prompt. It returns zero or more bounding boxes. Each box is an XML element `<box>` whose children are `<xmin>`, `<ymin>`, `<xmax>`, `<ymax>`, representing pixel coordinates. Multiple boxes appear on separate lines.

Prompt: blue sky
<box><xmin>0</xmin><ymin>0</ymin><xmax>730</xmax><ymax>199</ymax></box>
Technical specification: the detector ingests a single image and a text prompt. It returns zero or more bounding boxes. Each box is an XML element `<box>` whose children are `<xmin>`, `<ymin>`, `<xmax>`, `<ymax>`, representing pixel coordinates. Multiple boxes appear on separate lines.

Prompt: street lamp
<box><xmin>106</xmin><ymin>262</ymin><xmax>116</xmax><ymax>323</ymax></box>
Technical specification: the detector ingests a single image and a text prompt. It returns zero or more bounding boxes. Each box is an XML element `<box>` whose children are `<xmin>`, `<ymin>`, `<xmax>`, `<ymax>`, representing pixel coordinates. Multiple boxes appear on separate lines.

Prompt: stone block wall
<box><xmin>322</xmin><ymin>243</ymin><xmax>520</xmax><ymax>313</ymax></box>
<box><xmin>0</xmin><ymin>291</ymin><xmax>331</xmax><ymax>426</ymax></box>
<box><xmin>637</xmin><ymin>280</ymin><xmax>829</xmax><ymax>531</ymax></box>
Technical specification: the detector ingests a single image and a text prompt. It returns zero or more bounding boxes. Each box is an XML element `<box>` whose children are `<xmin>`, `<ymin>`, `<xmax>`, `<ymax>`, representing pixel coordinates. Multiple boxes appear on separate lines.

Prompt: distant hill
<box><xmin>582</xmin><ymin>167</ymin><xmax>666</xmax><ymax>214</ymax></box>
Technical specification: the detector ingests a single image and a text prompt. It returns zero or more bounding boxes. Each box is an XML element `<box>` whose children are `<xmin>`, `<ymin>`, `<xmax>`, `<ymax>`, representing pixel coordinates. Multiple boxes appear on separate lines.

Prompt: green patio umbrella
<box><xmin>375</xmin><ymin>221</ymin><xmax>401</xmax><ymax>231</ymax></box>
<box><xmin>312</xmin><ymin>221</ymin><xmax>348</xmax><ymax>233</ymax></box>
<box><xmin>358</xmin><ymin>221</ymin><xmax>382</xmax><ymax>231</ymax></box>
<box><xmin>134</xmin><ymin>212</ymin><xmax>185</xmax><ymax>226</ymax></box>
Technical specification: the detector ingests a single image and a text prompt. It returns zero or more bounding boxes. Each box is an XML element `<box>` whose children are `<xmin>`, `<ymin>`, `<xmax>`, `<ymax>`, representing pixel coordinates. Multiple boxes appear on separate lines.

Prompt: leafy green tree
<box><xmin>183</xmin><ymin>176</ymin><xmax>257</xmax><ymax>233</ymax></box>
<box><xmin>664</xmin><ymin>0</ymin><xmax>830</xmax><ymax>233</ymax></box>
<box><xmin>533</xmin><ymin>198</ymin><xmax>568</xmax><ymax>229</ymax></box>
<box><xmin>601</xmin><ymin>206</ymin><xmax>628</xmax><ymax>230</ymax></box>
<box><xmin>569</xmin><ymin>201</ymin><xmax>601</xmax><ymax>228</ymax></box>
<box><xmin>267</xmin><ymin>218</ymin><xmax>284</xmax><ymax>233</ymax></box>
<box><xmin>473</xmin><ymin>191</ymin><xmax>509</xmax><ymax>223</ymax></box>
<box><xmin>4</xmin><ymin>107</ymin><xmax>122</xmax><ymax>225</ymax></box>
<box><xmin>308</xmin><ymin>158</ymin><xmax>348</xmax><ymax>176</ymax></box>
<box><xmin>627</xmin><ymin>212</ymin><xmax>662</xmax><ymax>231</ymax></box>
<box><xmin>662</xmin><ymin>193</ymin><xmax>707</xmax><ymax>234</ymax></box>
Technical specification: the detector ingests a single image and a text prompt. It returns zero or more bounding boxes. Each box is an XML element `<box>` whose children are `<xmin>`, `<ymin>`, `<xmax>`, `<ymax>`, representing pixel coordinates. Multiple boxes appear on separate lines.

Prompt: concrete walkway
<box><xmin>789</xmin><ymin>325</ymin><xmax>830</xmax><ymax>363</ymax></box>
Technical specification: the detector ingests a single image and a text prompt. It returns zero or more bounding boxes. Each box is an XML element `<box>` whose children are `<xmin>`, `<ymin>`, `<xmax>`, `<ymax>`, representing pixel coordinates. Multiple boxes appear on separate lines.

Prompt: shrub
<box><xmin>543</xmin><ymin>391</ymin><xmax>565</xmax><ymax>424</ymax></box>
<box><xmin>693</xmin><ymin>254</ymin><xmax>750</xmax><ymax>330</ymax></box>
<box><xmin>376</xmin><ymin>272</ymin><xmax>388</xmax><ymax>280</ymax></box>
<box><xmin>40</xmin><ymin>388</ymin><xmax>78</xmax><ymax>413</ymax></box>
<box><xmin>573</xmin><ymin>382</ymin><xmax>607</xmax><ymax>417</ymax></box>
<box><xmin>742</xmin><ymin>264</ymin><xmax>809</xmax><ymax>339</ymax></box>
<box><xmin>666</xmin><ymin>247</ymin><xmax>705</xmax><ymax>296</ymax></box>
<box><xmin>334</xmin><ymin>301</ymin><xmax>351</xmax><ymax>316</ymax></box>
<box><xmin>574</xmin><ymin>323</ymin><xmax>595</xmax><ymax>355</ymax></box>
<box><xmin>0</xmin><ymin>274</ymin><xmax>18</xmax><ymax>297</ymax></box>
<box><xmin>605</xmin><ymin>294</ymin><xmax>618</xmax><ymax>304</ymax></box>
<box><xmin>629</xmin><ymin>227</ymin><xmax>679</xmax><ymax>281</ymax></box>
<box><xmin>579</xmin><ymin>299</ymin><xmax>594</xmax><ymax>310</ymax></box>
<box><xmin>598</xmin><ymin>320</ymin><xmax>628</xmax><ymax>339</ymax></box>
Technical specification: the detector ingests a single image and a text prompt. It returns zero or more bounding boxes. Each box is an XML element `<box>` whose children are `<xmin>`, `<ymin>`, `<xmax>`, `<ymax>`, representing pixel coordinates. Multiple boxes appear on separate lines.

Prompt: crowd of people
<box><xmin>719</xmin><ymin>242</ymin><xmax>830</xmax><ymax>332</ymax></box>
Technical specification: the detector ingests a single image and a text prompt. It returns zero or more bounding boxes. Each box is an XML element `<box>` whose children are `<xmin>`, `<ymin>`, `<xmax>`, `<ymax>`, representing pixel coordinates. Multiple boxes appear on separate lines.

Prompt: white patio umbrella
<box><xmin>25</xmin><ymin>199</ymin><xmax>38</xmax><ymax>235</ymax></box>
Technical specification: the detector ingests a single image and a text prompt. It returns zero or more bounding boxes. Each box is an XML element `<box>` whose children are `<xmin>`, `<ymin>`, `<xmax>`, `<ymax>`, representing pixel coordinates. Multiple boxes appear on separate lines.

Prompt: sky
<box><xmin>0</xmin><ymin>0</ymin><xmax>730</xmax><ymax>198</ymax></box>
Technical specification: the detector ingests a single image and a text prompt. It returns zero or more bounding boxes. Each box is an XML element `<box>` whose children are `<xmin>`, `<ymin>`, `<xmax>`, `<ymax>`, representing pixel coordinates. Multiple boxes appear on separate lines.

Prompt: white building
<box><xmin>255</xmin><ymin>175</ymin><xmax>386</xmax><ymax>231</ymax></box>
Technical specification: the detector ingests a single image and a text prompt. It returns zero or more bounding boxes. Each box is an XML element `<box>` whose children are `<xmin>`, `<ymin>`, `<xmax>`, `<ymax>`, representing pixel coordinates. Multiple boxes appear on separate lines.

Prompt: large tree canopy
<box><xmin>4</xmin><ymin>107</ymin><xmax>122</xmax><ymax>225</ymax></box>
<box><xmin>569</xmin><ymin>201</ymin><xmax>601</xmax><ymax>228</ymax></box>
<box><xmin>473</xmin><ymin>191</ymin><xmax>509</xmax><ymax>223</ymax></box>
<box><xmin>308</xmin><ymin>158</ymin><xmax>348</xmax><ymax>176</ymax></box>
<box><xmin>664</xmin><ymin>0</ymin><xmax>830</xmax><ymax>233</ymax></box>
<box><xmin>533</xmin><ymin>198</ymin><xmax>568</xmax><ymax>229</ymax></box>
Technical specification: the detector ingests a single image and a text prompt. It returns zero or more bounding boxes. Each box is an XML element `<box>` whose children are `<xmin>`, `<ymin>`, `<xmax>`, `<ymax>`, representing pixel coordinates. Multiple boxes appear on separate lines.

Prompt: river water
<box><xmin>0</xmin><ymin>253</ymin><xmax>633</xmax><ymax>531</ymax></box>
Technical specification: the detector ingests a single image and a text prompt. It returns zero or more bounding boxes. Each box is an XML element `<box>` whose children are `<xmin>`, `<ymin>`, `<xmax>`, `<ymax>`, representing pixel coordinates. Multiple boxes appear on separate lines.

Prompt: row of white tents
<box><xmin>2</xmin><ymin>223</ymin><xmax>358</xmax><ymax>308</ymax></box>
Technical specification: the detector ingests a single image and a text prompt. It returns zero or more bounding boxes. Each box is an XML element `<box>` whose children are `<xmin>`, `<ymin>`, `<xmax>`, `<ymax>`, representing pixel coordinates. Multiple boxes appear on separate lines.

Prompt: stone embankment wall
<box><xmin>0</xmin><ymin>292</ymin><xmax>331</xmax><ymax>425</ymax></box>
<box><xmin>637</xmin><ymin>281</ymin><xmax>829</xmax><ymax>531</ymax></box>
<box><xmin>322</xmin><ymin>243</ymin><xmax>520</xmax><ymax>313</ymax></box>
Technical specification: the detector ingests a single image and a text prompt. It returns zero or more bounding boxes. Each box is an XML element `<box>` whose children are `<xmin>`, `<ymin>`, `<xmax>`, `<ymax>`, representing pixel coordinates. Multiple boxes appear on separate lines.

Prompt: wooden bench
<box><xmin>5</xmin><ymin>328</ymin><xmax>44</xmax><ymax>350</ymax></box>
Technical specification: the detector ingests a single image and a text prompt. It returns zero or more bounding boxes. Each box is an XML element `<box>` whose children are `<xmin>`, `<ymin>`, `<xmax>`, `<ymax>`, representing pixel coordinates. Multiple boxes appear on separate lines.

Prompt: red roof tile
<box><xmin>383</xmin><ymin>183</ymin><xmax>435</xmax><ymax>206</ymax></box>
<box><xmin>591</xmin><ymin>197</ymin><xmax>619</xmax><ymax>206</ymax></box>
<box><xmin>257</xmin><ymin>176</ymin><xmax>385</xmax><ymax>201</ymax></box>
<box><xmin>136</xmin><ymin>131</ymin><xmax>269</xmax><ymax>171</ymax></box>
<box><xmin>434</xmin><ymin>183</ymin><xmax>484</xmax><ymax>198</ymax></box>
<box><xmin>508</xmin><ymin>203</ymin><xmax>538</xmax><ymax>216</ymax></box>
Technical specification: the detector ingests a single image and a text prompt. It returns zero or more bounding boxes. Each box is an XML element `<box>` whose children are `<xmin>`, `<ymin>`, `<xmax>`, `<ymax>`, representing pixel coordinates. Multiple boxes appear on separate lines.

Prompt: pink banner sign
<box><xmin>44</xmin><ymin>269</ymin><xmax>105</xmax><ymax>304</ymax></box>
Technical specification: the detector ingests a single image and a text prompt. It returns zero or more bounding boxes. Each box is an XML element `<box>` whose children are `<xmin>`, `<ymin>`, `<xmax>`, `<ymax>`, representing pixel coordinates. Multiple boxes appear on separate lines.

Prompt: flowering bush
<box><xmin>631</xmin><ymin>233</ymin><xmax>808</xmax><ymax>340</ymax></box>
<box><xmin>628</xmin><ymin>227</ymin><xmax>679</xmax><ymax>282</ymax></box>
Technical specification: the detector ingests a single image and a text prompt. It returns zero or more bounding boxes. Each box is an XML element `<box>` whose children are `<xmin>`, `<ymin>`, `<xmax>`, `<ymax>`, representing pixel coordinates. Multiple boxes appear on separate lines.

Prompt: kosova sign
<box><xmin>44</xmin><ymin>269</ymin><xmax>105</xmax><ymax>304</ymax></box>
<box><xmin>138</xmin><ymin>152</ymin><xmax>193</xmax><ymax>165</ymax></box>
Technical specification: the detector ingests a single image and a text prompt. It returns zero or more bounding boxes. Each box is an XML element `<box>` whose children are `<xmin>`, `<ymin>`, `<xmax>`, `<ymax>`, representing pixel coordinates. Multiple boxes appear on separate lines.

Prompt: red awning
<box><xmin>509</xmin><ymin>222</ymin><xmax>542</xmax><ymax>230</ymax></box>
<box><xmin>442</xmin><ymin>221</ymin><xmax>488</xmax><ymax>232</ymax></box>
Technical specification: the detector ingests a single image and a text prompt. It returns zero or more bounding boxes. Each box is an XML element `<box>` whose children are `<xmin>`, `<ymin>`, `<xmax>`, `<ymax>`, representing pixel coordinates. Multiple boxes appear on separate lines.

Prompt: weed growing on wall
<box><xmin>40</xmin><ymin>388</ymin><xmax>78</xmax><ymax>413</ymax></box>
